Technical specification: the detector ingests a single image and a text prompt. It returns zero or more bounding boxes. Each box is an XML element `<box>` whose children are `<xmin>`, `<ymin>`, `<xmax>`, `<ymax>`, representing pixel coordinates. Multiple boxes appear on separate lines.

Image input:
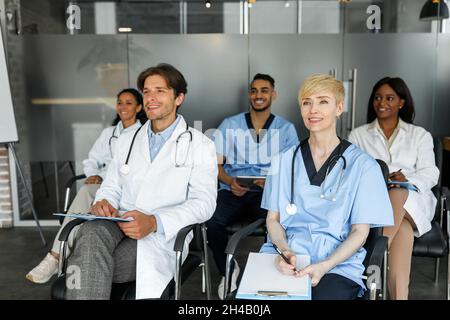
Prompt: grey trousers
<box><xmin>65</xmin><ymin>220</ymin><xmax>137</xmax><ymax>300</ymax></box>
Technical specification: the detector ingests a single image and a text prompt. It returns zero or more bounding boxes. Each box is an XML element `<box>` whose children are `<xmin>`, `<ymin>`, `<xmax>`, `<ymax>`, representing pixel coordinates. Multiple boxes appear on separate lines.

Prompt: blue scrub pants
<box><xmin>312</xmin><ymin>273</ymin><xmax>361</xmax><ymax>300</ymax></box>
<box><xmin>206</xmin><ymin>189</ymin><xmax>267</xmax><ymax>276</ymax></box>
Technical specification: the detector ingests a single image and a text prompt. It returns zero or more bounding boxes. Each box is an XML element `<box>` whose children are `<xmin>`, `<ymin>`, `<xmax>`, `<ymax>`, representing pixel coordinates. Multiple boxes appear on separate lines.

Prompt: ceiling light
<box><xmin>118</xmin><ymin>27</ymin><xmax>132</xmax><ymax>33</ymax></box>
<box><xmin>419</xmin><ymin>0</ymin><xmax>449</xmax><ymax>21</ymax></box>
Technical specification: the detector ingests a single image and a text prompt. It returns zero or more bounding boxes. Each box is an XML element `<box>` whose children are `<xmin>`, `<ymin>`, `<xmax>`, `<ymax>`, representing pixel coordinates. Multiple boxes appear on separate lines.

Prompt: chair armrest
<box><xmin>444</xmin><ymin>187</ymin><xmax>450</xmax><ymax>238</ymax></box>
<box><xmin>64</xmin><ymin>174</ymin><xmax>86</xmax><ymax>189</ymax></box>
<box><xmin>366</xmin><ymin>235</ymin><xmax>388</xmax><ymax>273</ymax></box>
<box><xmin>173</xmin><ymin>224</ymin><xmax>197</xmax><ymax>252</ymax></box>
<box><xmin>58</xmin><ymin>219</ymin><xmax>86</xmax><ymax>242</ymax></box>
<box><xmin>225</xmin><ymin>217</ymin><xmax>266</xmax><ymax>256</ymax></box>
<box><xmin>442</xmin><ymin>186</ymin><xmax>449</xmax><ymax>199</ymax></box>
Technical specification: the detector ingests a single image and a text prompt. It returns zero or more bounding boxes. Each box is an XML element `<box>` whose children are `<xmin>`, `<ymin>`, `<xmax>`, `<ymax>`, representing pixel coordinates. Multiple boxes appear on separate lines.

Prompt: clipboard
<box><xmin>387</xmin><ymin>181</ymin><xmax>419</xmax><ymax>192</ymax></box>
<box><xmin>236</xmin><ymin>252</ymin><xmax>311</xmax><ymax>300</ymax></box>
<box><xmin>236</xmin><ymin>176</ymin><xmax>265</xmax><ymax>189</ymax></box>
<box><xmin>53</xmin><ymin>213</ymin><xmax>134</xmax><ymax>222</ymax></box>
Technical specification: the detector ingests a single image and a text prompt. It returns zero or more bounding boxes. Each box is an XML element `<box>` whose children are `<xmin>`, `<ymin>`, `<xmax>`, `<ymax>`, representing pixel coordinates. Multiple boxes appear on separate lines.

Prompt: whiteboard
<box><xmin>0</xmin><ymin>28</ymin><xmax>18</xmax><ymax>143</ymax></box>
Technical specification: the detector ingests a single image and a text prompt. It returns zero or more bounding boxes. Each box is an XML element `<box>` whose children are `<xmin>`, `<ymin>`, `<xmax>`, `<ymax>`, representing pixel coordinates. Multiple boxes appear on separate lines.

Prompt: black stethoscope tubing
<box><xmin>288</xmin><ymin>141</ymin><xmax>347</xmax><ymax>214</ymax></box>
<box><xmin>121</xmin><ymin>122</ymin><xmax>192</xmax><ymax>173</ymax></box>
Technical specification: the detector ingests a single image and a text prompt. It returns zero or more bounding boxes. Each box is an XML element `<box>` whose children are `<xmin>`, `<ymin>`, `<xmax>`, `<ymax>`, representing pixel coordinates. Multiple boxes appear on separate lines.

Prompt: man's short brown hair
<box><xmin>137</xmin><ymin>63</ymin><xmax>188</xmax><ymax>97</ymax></box>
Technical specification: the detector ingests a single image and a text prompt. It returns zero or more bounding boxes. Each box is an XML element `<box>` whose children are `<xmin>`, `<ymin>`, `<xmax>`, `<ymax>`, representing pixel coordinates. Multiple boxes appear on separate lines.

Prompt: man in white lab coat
<box><xmin>65</xmin><ymin>63</ymin><xmax>218</xmax><ymax>300</ymax></box>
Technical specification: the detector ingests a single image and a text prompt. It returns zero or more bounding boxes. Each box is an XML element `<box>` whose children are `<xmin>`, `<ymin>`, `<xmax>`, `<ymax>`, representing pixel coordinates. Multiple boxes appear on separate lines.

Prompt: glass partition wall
<box><xmin>4</xmin><ymin>0</ymin><xmax>448</xmax><ymax>224</ymax></box>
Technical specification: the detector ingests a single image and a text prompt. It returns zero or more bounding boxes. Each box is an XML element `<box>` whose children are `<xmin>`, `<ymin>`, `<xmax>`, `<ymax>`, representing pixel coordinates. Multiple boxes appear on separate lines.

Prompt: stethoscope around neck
<box><xmin>119</xmin><ymin>123</ymin><xmax>193</xmax><ymax>176</ymax></box>
<box><xmin>108</xmin><ymin>125</ymin><xmax>120</xmax><ymax>158</ymax></box>
<box><xmin>285</xmin><ymin>142</ymin><xmax>347</xmax><ymax>215</ymax></box>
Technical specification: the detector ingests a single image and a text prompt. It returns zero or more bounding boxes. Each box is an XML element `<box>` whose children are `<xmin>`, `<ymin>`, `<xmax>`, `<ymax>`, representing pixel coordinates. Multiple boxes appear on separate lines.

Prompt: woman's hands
<box><xmin>296</xmin><ymin>262</ymin><xmax>329</xmax><ymax>287</ymax></box>
<box><xmin>388</xmin><ymin>170</ymin><xmax>407</xmax><ymax>182</ymax></box>
<box><xmin>275</xmin><ymin>250</ymin><xmax>297</xmax><ymax>275</ymax></box>
<box><xmin>275</xmin><ymin>249</ymin><xmax>329</xmax><ymax>287</ymax></box>
<box><xmin>388</xmin><ymin>170</ymin><xmax>407</xmax><ymax>189</ymax></box>
<box><xmin>85</xmin><ymin>175</ymin><xmax>103</xmax><ymax>184</ymax></box>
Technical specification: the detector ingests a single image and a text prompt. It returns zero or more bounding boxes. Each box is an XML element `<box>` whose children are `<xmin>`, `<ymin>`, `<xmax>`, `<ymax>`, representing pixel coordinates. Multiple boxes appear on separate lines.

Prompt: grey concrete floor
<box><xmin>0</xmin><ymin>226</ymin><xmax>447</xmax><ymax>300</ymax></box>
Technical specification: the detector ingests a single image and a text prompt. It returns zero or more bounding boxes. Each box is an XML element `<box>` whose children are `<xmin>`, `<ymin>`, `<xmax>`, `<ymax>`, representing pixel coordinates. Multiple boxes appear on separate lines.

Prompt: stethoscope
<box><xmin>108</xmin><ymin>125</ymin><xmax>120</xmax><ymax>158</ymax></box>
<box><xmin>119</xmin><ymin>123</ymin><xmax>193</xmax><ymax>176</ymax></box>
<box><xmin>285</xmin><ymin>142</ymin><xmax>347</xmax><ymax>215</ymax></box>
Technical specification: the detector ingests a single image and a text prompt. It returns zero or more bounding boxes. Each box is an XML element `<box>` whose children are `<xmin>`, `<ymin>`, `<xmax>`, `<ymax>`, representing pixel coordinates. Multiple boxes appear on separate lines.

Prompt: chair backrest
<box><xmin>433</xmin><ymin>137</ymin><xmax>443</xmax><ymax>192</ymax></box>
<box><xmin>431</xmin><ymin>137</ymin><xmax>443</xmax><ymax>221</ymax></box>
<box><xmin>375</xmin><ymin>159</ymin><xmax>389</xmax><ymax>184</ymax></box>
<box><xmin>189</xmin><ymin>224</ymin><xmax>204</xmax><ymax>252</ymax></box>
<box><xmin>362</xmin><ymin>227</ymin><xmax>382</xmax><ymax>267</ymax></box>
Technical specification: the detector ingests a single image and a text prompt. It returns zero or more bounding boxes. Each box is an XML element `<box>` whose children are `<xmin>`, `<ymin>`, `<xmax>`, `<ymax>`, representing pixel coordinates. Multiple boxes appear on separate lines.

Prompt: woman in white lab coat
<box><xmin>26</xmin><ymin>88</ymin><xmax>147</xmax><ymax>284</ymax></box>
<box><xmin>349</xmin><ymin>77</ymin><xmax>439</xmax><ymax>300</ymax></box>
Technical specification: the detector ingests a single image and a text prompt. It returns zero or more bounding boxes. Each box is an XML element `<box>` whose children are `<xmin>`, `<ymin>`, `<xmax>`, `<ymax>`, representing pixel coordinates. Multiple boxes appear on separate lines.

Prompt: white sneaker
<box><xmin>26</xmin><ymin>253</ymin><xmax>59</xmax><ymax>284</ymax></box>
<box><xmin>217</xmin><ymin>260</ymin><xmax>240</xmax><ymax>300</ymax></box>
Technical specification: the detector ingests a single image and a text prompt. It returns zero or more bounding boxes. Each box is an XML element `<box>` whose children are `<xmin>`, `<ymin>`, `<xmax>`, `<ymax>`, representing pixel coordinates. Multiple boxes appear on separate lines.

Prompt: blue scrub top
<box><xmin>212</xmin><ymin>112</ymin><xmax>299</xmax><ymax>191</ymax></box>
<box><xmin>260</xmin><ymin>140</ymin><xmax>394</xmax><ymax>296</ymax></box>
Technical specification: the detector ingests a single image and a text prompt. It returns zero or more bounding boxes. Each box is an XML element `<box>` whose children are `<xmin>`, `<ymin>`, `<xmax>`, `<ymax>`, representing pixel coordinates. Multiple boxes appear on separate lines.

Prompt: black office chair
<box><xmin>411</xmin><ymin>137</ymin><xmax>449</xmax><ymax>298</ymax></box>
<box><xmin>51</xmin><ymin>220</ymin><xmax>211</xmax><ymax>300</ymax></box>
<box><xmin>222</xmin><ymin>159</ymin><xmax>391</xmax><ymax>300</ymax></box>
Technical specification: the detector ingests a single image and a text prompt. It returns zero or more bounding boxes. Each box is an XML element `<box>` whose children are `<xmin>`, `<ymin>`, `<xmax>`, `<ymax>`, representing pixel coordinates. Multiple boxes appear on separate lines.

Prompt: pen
<box><xmin>273</xmin><ymin>243</ymin><xmax>297</xmax><ymax>272</ymax></box>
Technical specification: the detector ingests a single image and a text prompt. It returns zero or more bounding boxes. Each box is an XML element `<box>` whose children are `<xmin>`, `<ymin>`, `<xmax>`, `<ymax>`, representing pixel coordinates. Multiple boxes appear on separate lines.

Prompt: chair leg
<box><xmin>201</xmin><ymin>224</ymin><xmax>211</xmax><ymax>300</ymax></box>
<box><xmin>201</xmin><ymin>263</ymin><xmax>206</xmax><ymax>294</ymax></box>
<box><xmin>434</xmin><ymin>257</ymin><xmax>440</xmax><ymax>284</ymax></box>
<box><xmin>447</xmin><ymin>252</ymin><xmax>450</xmax><ymax>300</ymax></box>
<box><xmin>174</xmin><ymin>251</ymin><xmax>182</xmax><ymax>300</ymax></box>
<box><xmin>58</xmin><ymin>241</ymin><xmax>68</xmax><ymax>276</ymax></box>
<box><xmin>383</xmin><ymin>247</ymin><xmax>388</xmax><ymax>300</ymax></box>
<box><xmin>224</xmin><ymin>254</ymin><xmax>234</xmax><ymax>299</ymax></box>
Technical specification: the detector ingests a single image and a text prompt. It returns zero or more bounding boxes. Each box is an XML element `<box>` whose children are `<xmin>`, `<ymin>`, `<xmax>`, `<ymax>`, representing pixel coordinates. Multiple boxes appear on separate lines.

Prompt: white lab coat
<box><xmin>94</xmin><ymin>116</ymin><xmax>218</xmax><ymax>299</ymax></box>
<box><xmin>349</xmin><ymin>119</ymin><xmax>439</xmax><ymax>237</ymax></box>
<box><xmin>82</xmin><ymin>121</ymin><xmax>142</xmax><ymax>179</ymax></box>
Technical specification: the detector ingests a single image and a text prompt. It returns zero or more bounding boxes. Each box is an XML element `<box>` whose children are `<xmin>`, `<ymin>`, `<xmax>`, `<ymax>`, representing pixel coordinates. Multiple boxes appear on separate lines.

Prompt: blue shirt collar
<box><xmin>148</xmin><ymin>115</ymin><xmax>181</xmax><ymax>141</ymax></box>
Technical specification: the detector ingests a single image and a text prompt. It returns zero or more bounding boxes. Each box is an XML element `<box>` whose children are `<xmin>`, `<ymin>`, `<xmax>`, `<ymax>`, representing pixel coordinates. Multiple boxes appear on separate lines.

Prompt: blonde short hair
<box><xmin>298</xmin><ymin>74</ymin><xmax>345</xmax><ymax>104</ymax></box>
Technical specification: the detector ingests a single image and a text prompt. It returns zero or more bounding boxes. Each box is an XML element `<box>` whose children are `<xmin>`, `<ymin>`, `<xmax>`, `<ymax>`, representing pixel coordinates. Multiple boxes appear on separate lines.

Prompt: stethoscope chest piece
<box><xmin>286</xmin><ymin>203</ymin><xmax>297</xmax><ymax>215</ymax></box>
<box><xmin>120</xmin><ymin>164</ymin><xmax>130</xmax><ymax>176</ymax></box>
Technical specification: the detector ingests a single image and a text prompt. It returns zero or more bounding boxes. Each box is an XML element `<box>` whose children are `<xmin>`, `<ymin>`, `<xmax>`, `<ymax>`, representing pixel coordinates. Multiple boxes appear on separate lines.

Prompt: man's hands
<box><xmin>229</xmin><ymin>177</ymin><xmax>265</xmax><ymax>196</ymax></box>
<box><xmin>117</xmin><ymin>210</ymin><xmax>157</xmax><ymax>240</ymax></box>
<box><xmin>91</xmin><ymin>201</ymin><xmax>157</xmax><ymax>240</ymax></box>
<box><xmin>230</xmin><ymin>178</ymin><xmax>249</xmax><ymax>197</ymax></box>
<box><xmin>253</xmin><ymin>179</ymin><xmax>265</xmax><ymax>189</ymax></box>
<box><xmin>85</xmin><ymin>175</ymin><xmax>103</xmax><ymax>185</ymax></box>
<box><xmin>91</xmin><ymin>199</ymin><xmax>118</xmax><ymax>217</ymax></box>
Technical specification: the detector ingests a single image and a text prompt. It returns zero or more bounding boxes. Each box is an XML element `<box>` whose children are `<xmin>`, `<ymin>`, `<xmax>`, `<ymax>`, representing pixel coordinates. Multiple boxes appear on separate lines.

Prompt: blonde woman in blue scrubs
<box><xmin>260</xmin><ymin>74</ymin><xmax>394</xmax><ymax>299</ymax></box>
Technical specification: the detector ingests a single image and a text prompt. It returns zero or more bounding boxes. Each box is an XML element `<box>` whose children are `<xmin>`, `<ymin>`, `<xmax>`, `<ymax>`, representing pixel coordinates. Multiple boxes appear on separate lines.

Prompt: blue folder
<box><xmin>53</xmin><ymin>213</ymin><xmax>133</xmax><ymax>222</ymax></box>
<box><xmin>387</xmin><ymin>181</ymin><xmax>419</xmax><ymax>192</ymax></box>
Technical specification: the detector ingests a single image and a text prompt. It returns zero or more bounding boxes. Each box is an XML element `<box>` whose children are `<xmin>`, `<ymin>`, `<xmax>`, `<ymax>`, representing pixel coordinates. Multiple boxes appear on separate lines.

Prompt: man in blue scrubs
<box><xmin>208</xmin><ymin>73</ymin><xmax>299</xmax><ymax>299</ymax></box>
